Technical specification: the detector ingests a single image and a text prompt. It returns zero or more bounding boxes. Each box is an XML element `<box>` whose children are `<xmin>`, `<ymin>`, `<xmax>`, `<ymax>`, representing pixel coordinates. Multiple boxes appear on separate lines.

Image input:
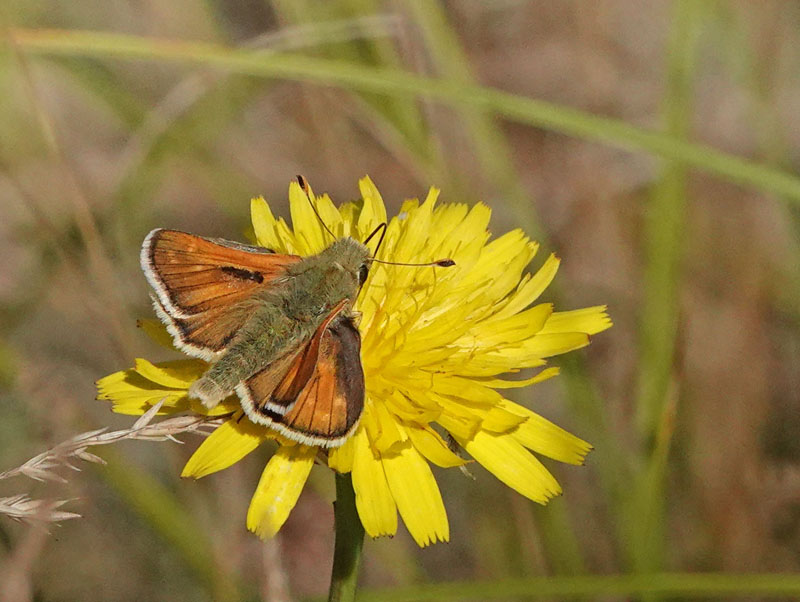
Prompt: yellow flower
<box><xmin>97</xmin><ymin>177</ymin><xmax>611</xmax><ymax>547</ymax></box>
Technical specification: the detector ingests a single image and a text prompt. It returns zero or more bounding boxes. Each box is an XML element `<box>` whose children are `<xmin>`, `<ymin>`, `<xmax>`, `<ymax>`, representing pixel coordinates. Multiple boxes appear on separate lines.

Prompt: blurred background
<box><xmin>1</xmin><ymin>1</ymin><xmax>800</xmax><ymax>600</ymax></box>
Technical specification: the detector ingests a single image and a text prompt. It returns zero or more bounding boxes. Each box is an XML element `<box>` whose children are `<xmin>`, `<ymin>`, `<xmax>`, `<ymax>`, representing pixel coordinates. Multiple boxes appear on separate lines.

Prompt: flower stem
<box><xmin>328</xmin><ymin>472</ymin><xmax>365</xmax><ymax>602</ymax></box>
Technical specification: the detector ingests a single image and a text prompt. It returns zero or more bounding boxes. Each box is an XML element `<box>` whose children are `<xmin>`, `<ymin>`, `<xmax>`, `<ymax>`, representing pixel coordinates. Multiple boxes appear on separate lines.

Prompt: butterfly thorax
<box><xmin>283</xmin><ymin>237</ymin><xmax>370</xmax><ymax>322</ymax></box>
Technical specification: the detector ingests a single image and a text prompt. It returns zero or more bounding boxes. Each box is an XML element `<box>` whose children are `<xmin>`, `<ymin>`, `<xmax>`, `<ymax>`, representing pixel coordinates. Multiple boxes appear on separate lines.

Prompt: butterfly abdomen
<box><xmin>199</xmin><ymin>303</ymin><xmax>304</xmax><ymax>398</ymax></box>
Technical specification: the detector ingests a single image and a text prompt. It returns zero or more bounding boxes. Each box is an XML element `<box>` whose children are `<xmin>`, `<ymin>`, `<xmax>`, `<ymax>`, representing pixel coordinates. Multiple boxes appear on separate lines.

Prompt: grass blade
<box><xmin>9</xmin><ymin>28</ymin><xmax>800</xmax><ymax>204</ymax></box>
<box><xmin>627</xmin><ymin>0</ymin><xmax>704</xmax><ymax>580</ymax></box>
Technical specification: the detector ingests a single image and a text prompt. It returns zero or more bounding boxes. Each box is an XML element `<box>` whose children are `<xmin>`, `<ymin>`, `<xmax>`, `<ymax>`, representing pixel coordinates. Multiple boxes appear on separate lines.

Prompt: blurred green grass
<box><xmin>2</xmin><ymin>1</ymin><xmax>800</xmax><ymax>601</ymax></box>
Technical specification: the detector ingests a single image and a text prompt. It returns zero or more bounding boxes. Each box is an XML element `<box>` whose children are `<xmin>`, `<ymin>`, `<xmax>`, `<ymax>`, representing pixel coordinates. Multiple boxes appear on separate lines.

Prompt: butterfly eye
<box><xmin>357</xmin><ymin>264</ymin><xmax>369</xmax><ymax>286</ymax></box>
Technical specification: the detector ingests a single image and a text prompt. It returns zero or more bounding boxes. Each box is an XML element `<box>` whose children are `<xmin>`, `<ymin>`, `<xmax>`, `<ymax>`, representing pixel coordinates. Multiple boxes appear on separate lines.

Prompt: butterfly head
<box><xmin>321</xmin><ymin>237</ymin><xmax>372</xmax><ymax>292</ymax></box>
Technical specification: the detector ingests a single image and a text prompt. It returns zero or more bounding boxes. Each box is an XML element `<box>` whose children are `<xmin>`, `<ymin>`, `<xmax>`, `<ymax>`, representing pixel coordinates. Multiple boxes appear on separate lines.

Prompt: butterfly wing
<box><xmin>142</xmin><ymin>229</ymin><xmax>301</xmax><ymax>360</ymax></box>
<box><xmin>236</xmin><ymin>301</ymin><xmax>364</xmax><ymax>447</ymax></box>
<box><xmin>278</xmin><ymin>316</ymin><xmax>364</xmax><ymax>446</ymax></box>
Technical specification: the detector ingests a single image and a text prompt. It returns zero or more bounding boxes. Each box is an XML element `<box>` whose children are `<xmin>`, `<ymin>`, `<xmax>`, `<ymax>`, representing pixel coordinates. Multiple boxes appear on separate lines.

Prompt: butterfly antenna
<box><xmin>297</xmin><ymin>175</ymin><xmax>336</xmax><ymax>241</ymax></box>
<box><xmin>364</xmin><ymin>225</ymin><xmax>453</xmax><ymax>267</ymax></box>
<box><xmin>370</xmin><ymin>258</ymin><xmax>455</xmax><ymax>268</ymax></box>
<box><xmin>363</xmin><ymin>223</ymin><xmax>387</xmax><ymax>256</ymax></box>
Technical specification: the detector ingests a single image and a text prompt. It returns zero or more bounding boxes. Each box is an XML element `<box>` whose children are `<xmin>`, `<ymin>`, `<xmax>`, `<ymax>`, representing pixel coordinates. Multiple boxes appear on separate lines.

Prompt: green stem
<box><xmin>328</xmin><ymin>473</ymin><xmax>365</xmax><ymax>602</ymax></box>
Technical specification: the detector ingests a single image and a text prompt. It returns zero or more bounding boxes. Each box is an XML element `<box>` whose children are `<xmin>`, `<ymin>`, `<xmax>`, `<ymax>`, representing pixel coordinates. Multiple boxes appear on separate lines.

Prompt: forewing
<box><xmin>236</xmin><ymin>301</ymin><xmax>364</xmax><ymax>447</ymax></box>
<box><xmin>141</xmin><ymin>229</ymin><xmax>301</xmax><ymax>359</ymax></box>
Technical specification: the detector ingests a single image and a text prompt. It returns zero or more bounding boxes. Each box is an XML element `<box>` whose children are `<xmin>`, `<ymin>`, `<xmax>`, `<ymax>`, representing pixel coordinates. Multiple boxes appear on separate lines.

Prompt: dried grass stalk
<box><xmin>0</xmin><ymin>402</ymin><xmax>223</xmax><ymax>523</ymax></box>
<box><xmin>0</xmin><ymin>494</ymin><xmax>81</xmax><ymax>524</ymax></box>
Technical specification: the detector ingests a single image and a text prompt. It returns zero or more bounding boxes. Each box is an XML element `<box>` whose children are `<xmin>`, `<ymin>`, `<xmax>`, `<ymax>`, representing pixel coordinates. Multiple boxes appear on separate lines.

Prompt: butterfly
<box><xmin>141</xmin><ymin>179</ymin><xmax>453</xmax><ymax>448</ymax></box>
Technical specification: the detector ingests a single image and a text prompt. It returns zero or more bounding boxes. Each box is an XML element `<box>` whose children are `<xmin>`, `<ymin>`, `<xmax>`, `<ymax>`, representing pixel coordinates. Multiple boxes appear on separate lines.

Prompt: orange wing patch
<box><xmin>142</xmin><ymin>229</ymin><xmax>301</xmax><ymax>359</ymax></box>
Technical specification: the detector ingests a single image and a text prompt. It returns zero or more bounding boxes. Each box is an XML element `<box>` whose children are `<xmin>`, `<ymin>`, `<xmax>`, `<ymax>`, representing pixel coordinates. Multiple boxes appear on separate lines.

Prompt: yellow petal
<box><xmin>182</xmin><ymin>414</ymin><xmax>266</xmax><ymax>478</ymax></box>
<box><xmin>480</xmin><ymin>405</ymin><xmax>528</xmax><ymax>434</ymax></box>
<box><xmin>273</xmin><ymin>216</ymin><xmax>299</xmax><ymax>254</ymax></box>
<box><xmin>501</xmin><ymin>401</ymin><xmax>592</xmax><ymax>465</ymax></box>
<box><xmin>95</xmin><ymin>370</ymin><xmax>132</xmax><ymax>396</ymax></box>
<box><xmin>137</xmin><ymin>319</ymin><xmax>178</xmax><ymax>351</ymax></box>
<box><xmin>434</xmin><ymin>202</ymin><xmax>492</xmax><ymax>265</ymax></box>
<box><xmin>430</xmin><ymin>375</ymin><xmax>504</xmax><ymax>406</ymax></box>
<box><xmin>96</xmin><ymin>368</ymin><xmax>191</xmax><ymax>414</ymax></box>
<box><xmin>382</xmin><ymin>442</ymin><xmax>449</xmax><ymax>546</ymax></box>
<box><xmin>351</xmin><ymin>429</ymin><xmax>397</xmax><ymax>538</ymax></box>
<box><xmin>328</xmin><ymin>434</ymin><xmax>356</xmax><ymax>473</ymax></box>
<box><xmin>357</xmin><ymin>176</ymin><xmax>388</xmax><ymax>238</ymax></box>
<box><xmin>488</xmin><ymin>273</ymin><xmax>540</xmax><ymax>321</ymax></box>
<box><xmin>458</xmin><ymin>430</ymin><xmax>561</xmax><ymax>504</ymax></box>
<box><xmin>314</xmin><ymin>193</ymin><xmax>343</xmax><ymax>233</ymax></box>
<box><xmin>369</xmin><ymin>399</ymin><xmax>408</xmax><ymax>453</ymax></box>
<box><xmin>406</xmin><ymin>425</ymin><xmax>467</xmax><ymax>468</ymax></box>
<box><xmin>361</xmin><ymin>405</ymin><xmax>381</xmax><ymax>450</ymax></box>
<box><xmin>134</xmin><ymin>359</ymin><xmax>204</xmax><ymax>389</ymax></box>
<box><xmin>383</xmin><ymin>390</ymin><xmax>441</xmax><ymax>423</ymax></box>
<box><xmin>460</xmin><ymin>230</ymin><xmax>534</xmax><ymax>296</ymax></box>
<box><xmin>525</xmin><ymin>253</ymin><xmax>560</xmax><ymax>303</ymax></box>
<box><xmin>476</xmin><ymin>303</ymin><xmax>553</xmax><ymax>346</ymax></box>
<box><xmin>247</xmin><ymin>444</ymin><xmax>316</xmax><ymax>539</ymax></box>
<box><xmin>443</xmin><ymin>352</ymin><xmax>547</xmax><ymax>377</ymax></box>
<box><xmin>189</xmin><ymin>396</ymin><xmax>241</xmax><ymax>417</ymax></box>
<box><xmin>389</xmin><ymin>189</ymin><xmax>435</xmax><ymax>265</ymax></box>
<box><xmin>523</xmin><ymin>333</ymin><xmax>591</xmax><ymax>357</ymax></box>
<box><xmin>452</xmin><ymin>202</ymin><xmax>492</xmax><ymax>241</ymax></box>
<box><xmin>338</xmin><ymin>201</ymin><xmax>359</xmax><ymax>238</ymax></box>
<box><xmin>250</xmin><ymin>196</ymin><xmax>284</xmax><ymax>250</ymax></box>
<box><xmin>436</xmin><ymin>411</ymin><xmax>481</xmax><ymax>442</ymax></box>
<box><xmin>539</xmin><ymin>306</ymin><xmax>613</xmax><ymax>336</ymax></box>
<box><xmin>474</xmin><ymin>367</ymin><xmax>560</xmax><ymax>389</ymax></box>
<box><xmin>288</xmin><ymin>181</ymin><xmax>327</xmax><ymax>254</ymax></box>
<box><xmin>430</xmin><ymin>204</ymin><xmax>468</xmax><ymax>245</ymax></box>
<box><xmin>108</xmin><ymin>395</ymin><xmax>188</xmax><ymax>415</ymax></box>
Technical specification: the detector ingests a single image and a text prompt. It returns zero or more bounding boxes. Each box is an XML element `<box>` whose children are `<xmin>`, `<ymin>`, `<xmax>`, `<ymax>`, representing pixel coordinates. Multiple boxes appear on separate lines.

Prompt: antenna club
<box><xmin>369</xmin><ymin>257</ymin><xmax>455</xmax><ymax>268</ymax></box>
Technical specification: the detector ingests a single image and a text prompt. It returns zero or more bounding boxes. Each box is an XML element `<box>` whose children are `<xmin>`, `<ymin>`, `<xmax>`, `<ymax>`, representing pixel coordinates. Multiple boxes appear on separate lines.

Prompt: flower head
<box><xmin>97</xmin><ymin>177</ymin><xmax>611</xmax><ymax>546</ymax></box>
